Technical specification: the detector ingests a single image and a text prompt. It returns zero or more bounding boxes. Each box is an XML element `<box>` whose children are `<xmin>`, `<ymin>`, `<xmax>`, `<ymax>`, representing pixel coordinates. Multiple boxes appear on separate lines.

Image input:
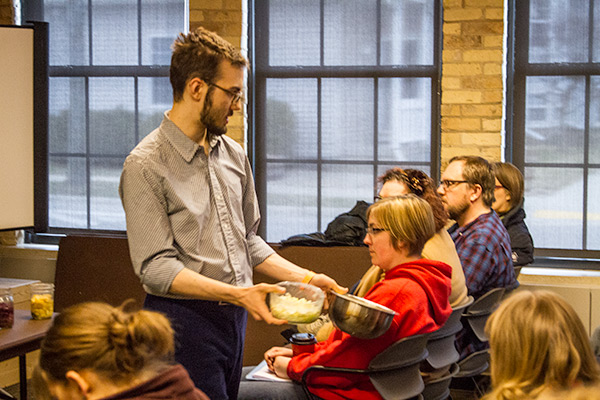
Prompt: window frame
<box><xmin>26</xmin><ymin>1</ymin><xmax>183</xmax><ymax>242</ymax></box>
<box><xmin>511</xmin><ymin>0</ymin><xmax>600</xmax><ymax>263</ymax></box>
<box><xmin>249</xmin><ymin>0</ymin><xmax>443</xmax><ymax>240</ymax></box>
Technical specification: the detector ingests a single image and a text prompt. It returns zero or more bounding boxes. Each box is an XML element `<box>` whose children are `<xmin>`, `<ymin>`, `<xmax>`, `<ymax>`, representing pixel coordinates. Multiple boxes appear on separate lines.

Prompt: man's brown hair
<box><xmin>170</xmin><ymin>27</ymin><xmax>249</xmax><ymax>102</ymax></box>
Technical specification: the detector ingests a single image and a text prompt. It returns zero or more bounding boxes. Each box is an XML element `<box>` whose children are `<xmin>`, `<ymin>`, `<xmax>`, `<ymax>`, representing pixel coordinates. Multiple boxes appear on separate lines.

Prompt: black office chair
<box><xmin>301</xmin><ymin>333</ymin><xmax>430</xmax><ymax>400</ymax></box>
<box><xmin>454</xmin><ymin>349</ymin><xmax>491</xmax><ymax>397</ymax></box>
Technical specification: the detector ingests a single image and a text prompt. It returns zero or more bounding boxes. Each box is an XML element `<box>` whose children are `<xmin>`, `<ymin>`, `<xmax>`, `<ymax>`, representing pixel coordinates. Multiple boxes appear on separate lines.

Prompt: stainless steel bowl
<box><xmin>328</xmin><ymin>291</ymin><xmax>397</xmax><ymax>339</ymax></box>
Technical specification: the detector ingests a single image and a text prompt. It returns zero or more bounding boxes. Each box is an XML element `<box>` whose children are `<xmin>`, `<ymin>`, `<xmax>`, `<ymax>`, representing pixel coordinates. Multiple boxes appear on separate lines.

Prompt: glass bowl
<box><xmin>268</xmin><ymin>281</ymin><xmax>325</xmax><ymax>324</ymax></box>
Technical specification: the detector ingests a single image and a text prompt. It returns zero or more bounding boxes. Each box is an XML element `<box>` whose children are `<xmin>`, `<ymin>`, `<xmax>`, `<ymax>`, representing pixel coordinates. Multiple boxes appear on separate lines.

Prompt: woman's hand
<box><xmin>273</xmin><ymin>355</ymin><xmax>292</xmax><ymax>379</ymax></box>
<box><xmin>264</xmin><ymin>346</ymin><xmax>293</xmax><ymax>372</ymax></box>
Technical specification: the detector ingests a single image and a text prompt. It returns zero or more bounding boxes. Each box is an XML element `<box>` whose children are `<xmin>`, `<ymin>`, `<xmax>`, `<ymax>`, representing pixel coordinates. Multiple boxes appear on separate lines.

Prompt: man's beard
<box><xmin>201</xmin><ymin>87</ymin><xmax>229</xmax><ymax>140</ymax></box>
<box><xmin>447</xmin><ymin>199</ymin><xmax>469</xmax><ymax>222</ymax></box>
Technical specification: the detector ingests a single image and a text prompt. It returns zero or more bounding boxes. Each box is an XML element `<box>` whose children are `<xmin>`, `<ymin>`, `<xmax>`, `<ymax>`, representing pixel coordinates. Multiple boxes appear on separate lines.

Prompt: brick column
<box><xmin>189</xmin><ymin>0</ymin><xmax>247</xmax><ymax>148</ymax></box>
<box><xmin>440</xmin><ymin>0</ymin><xmax>504</xmax><ymax>167</ymax></box>
<box><xmin>0</xmin><ymin>0</ymin><xmax>14</xmax><ymax>24</ymax></box>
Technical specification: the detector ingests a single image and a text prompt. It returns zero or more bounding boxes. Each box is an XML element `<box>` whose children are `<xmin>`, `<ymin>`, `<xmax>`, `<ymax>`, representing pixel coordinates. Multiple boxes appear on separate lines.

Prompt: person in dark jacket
<box><xmin>491</xmin><ymin>162</ymin><xmax>534</xmax><ymax>269</ymax></box>
<box><xmin>33</xmin><ymin>302</ymin><xmax>209</xmax><ymax>400</ymax></box>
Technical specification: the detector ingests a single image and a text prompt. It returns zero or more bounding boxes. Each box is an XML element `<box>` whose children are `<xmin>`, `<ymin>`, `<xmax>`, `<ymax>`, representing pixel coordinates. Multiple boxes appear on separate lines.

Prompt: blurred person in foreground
<box><xmin>238</xmin><ymin>195</ymin><xmax>452</xmax><ymax>400</ymax></box>
<box><xmin>491</xmin><ymin>162</ymin><xmax>534</xmax><ymax>271</ymax></box>
<box><xmin>481</xmin><ymin>290</ymin><xmax>600</xmax><ymax>400</ymax></box>
<box><xmin>119</xmin><ymin>26</ymin><xmax>345</xmax><ymax>399</ymax></box>
<box><xmin>299</xmin><ymin>168</ymin><xmax>468</xmax><ymax>342</ymax></box>
<box><xmin>33</xmin><ymin>302</ymin><xmax>209</xmax><ymax>400</ymax></box>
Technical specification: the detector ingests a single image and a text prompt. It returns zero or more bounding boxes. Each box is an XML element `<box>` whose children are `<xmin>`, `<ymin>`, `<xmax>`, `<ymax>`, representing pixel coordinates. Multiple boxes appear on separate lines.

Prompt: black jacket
<box><xmin>500</xmin><ymin>204</ymin><xmax>534</xmax><ymax>267</ymax></box>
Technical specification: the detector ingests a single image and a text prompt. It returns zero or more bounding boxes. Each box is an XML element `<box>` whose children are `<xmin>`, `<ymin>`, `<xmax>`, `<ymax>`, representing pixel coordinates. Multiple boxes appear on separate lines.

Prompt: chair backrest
<box><xmin>454</xmin><ymin>349</ymin><xmax>490</xmax><ymax>378</ymax></box>
<box><xmin>422</xmin><ymin>362</ymin><xmax>459</xmax><ymax>400</ymax></box>
<box><xmin>54</xmin><ymin>235</ymin><xmax>146</xmax><ymax>312</ymax></box>
<box><xmin>425</xmin><ymin>296</ymin><xmax>474</xmax><ymax>369</ymax></box>
<box><xmin>462</xmin><ymin>288</ymin><xmax>505</xmax><ymax>342</ymax></box>
<box><xmin>369</xmin><ymin>333</ymin><xmax>430</xmax><ymax>400</ymax></box>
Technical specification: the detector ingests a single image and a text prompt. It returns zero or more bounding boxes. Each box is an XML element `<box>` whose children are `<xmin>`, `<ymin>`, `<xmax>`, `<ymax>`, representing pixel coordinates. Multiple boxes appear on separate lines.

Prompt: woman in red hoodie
<box><xmin>238</xmin><ymin>194</ymin><xmax>452</xmax><ymax>400</ymax></box>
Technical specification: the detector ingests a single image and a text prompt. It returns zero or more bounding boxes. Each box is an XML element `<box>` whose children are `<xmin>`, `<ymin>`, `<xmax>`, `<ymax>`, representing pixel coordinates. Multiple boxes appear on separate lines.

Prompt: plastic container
<box><xmin>0</xmin><ymin>288</ymin><xmax>14</xmax><ymax>328</ymax></box>
<box><xmin>267</xmin><ymin>281</ymin><xmax>325</xmax><ymax>324</ymax></box>
<box><xmin>30</xmin><ymin>283</ymin><xmax>54</xmax><ymax>320</ymax></box>
<box><xmin>289</xmin><ymin>332</ymin><xmax>317</xmax><ymax>356</ymax></box>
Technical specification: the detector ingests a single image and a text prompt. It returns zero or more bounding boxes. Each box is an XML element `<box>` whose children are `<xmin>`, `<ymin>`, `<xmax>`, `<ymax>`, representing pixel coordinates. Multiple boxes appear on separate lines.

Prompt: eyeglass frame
<box><xmin>206</xmin><ymin>81</ymin><xmax>246</xmax><ymax>105</ymax></box>
<box><xmin>366</xmin><ymin>227</ymin><xmax>386</xmax><ymax>235</ymax></box>
<box><xmin>439</xmin><ymin>179</ymin><xmax>470</xmax><ymax>189</ymax></box>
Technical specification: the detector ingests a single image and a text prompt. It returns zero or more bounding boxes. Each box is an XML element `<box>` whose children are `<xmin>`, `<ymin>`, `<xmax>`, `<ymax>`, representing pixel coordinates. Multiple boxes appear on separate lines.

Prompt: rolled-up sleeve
<box><xmin>119</xmin><ymin>158</ymin><xmax>185</xmax><ymax>295</ymax></box>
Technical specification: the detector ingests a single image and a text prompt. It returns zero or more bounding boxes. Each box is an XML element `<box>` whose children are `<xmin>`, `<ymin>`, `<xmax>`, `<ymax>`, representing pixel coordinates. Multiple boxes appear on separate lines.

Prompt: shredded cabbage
<box><xmin>270</xmin><ymin>293</ymin><xmax>321</xmax><ymax>323</ymax></box>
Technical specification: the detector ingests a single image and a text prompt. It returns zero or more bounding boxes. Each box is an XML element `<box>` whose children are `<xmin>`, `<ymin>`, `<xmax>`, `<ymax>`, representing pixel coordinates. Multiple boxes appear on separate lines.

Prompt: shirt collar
<box><xmin>160</xmin><ymin>111</ymin><xmax>222</xmax><ymax>162</ymax></box>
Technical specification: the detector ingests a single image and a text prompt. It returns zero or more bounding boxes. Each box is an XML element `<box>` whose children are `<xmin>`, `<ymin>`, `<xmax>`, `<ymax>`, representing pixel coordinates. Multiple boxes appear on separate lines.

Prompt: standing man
<box><xmin>437</xmin><ymin>156</ymin><xmax>518</xmax><ymax>300</ymax></box>
<box><xmin>119</xmin><ymin>27</ymin><xmax>345</xmax><ymax>400</ymax></box>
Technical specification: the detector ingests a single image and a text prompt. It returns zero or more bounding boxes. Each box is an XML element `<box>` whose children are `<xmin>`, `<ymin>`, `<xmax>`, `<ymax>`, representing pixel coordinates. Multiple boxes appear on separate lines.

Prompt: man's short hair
<box><xmin>170</xmin><ymin>27</ymin><xmax>249</xmax><ymax>102</ymax></box>
<box><xmin>449</xmin><ymin>155</ymin><xmax>495</xmax><ymax>207</ymax></box>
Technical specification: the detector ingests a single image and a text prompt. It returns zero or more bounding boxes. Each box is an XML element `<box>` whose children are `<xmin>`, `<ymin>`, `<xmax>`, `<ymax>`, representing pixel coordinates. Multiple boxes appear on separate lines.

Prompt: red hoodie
<box><xmin>287</xmin><ymin>259</ymin><xmax>452</xmax><ymax>400</ymax></box>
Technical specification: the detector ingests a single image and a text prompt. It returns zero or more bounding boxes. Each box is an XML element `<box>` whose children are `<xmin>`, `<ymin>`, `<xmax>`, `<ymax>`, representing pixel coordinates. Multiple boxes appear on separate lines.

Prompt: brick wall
<box><xmin>440</xmin><ymin>0</ymin><xmax>505</xmax><ymax>167</ymax></box>
<box><xmin>0</xmin><ymin>0</ymin><xmax>14</xmax><ymax>24</ymax></box>
<box><xmin>189</xmin><ymin>0</ymin><xmax>247</xmax><ymax>147</ymax></box>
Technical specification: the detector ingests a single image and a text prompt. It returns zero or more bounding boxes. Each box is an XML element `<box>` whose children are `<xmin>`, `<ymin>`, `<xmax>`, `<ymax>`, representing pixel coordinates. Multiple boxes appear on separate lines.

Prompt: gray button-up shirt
<box><xmin>119</xmin><ymin>113</ymin><xmax>274</xmax><ymax>297</ymax></box>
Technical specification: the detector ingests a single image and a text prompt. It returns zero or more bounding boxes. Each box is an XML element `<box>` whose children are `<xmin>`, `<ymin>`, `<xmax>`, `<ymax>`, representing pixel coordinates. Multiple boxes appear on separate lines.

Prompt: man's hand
<box><xmin>232</xmin><ymin>283</ymin><xmax>288</xmax><ymax>325</ymax></box>
<box><xmin>310</xmin><ymin>273</ymin><xmax>348</xmax><ymax>295</ymax></box>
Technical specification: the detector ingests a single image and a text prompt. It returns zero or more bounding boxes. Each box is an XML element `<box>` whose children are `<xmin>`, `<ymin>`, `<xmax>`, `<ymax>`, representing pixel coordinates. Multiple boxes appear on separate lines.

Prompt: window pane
<box><xmin>269</xmin><ymin>0</ymin><xmax>320</xmax><ymax>66</ymax></box>
<box><xmin>266</xmin><ymin>79</ymin><xmax>318</xmax><ymax>159</ymax></box>
<box><xmin>524</xmin><ymin>167</ymin><xmax>583</xmax><ymax>249</ymax></box>
<box><xmin>141</xmin><ymin>1</ymin><xmax>185</xmax><ymax>65</ymax></box>
<box><xmin>378</xmin><ymin>78</ymin><xmax>431</xmax><ymax>162</ymax></box>
<box><xmin>381</xmin><ymin>0</ymin><xmax>433</xmax><ymax>65</ymax></box>
<box><xmin>45</xmin><ymin>0</ymin><xmax>89</xmax><ymax>65</ymax></box>
<box><xmin>322</xmin><ymin>164</ymin><xmax>373</xmax><ymax>228</ymax></box>
<box><xmin>90</xmin><ymin>157</ymin><xmax>126</xmax><ymax>230</ymax></box>
<box><xmin>49</xmin><ymin>77</ymin><xmax>86</xmax><ymax>154</ymax></box>
<box><xmin>587</xmin><ymin>169</ymin><xmax>600</xmax><ymax>249</ymax></box>
<box><xmin>529</xmin><ymin>0</ymin><xmax>590</xmax><ymax>63</ymax></box>
<box><xmin>138</xmin><ymin>77</ymin><xmax>170</xmax><ymax>140</ymax></box>
<box><xmin>525</xmin><ymin>76</ymin><xmax>585</xmax><ymax>163</ymax></box>
<box><xmin>595</xmin><ymin>0</ymin><xmax>600</xmax><ymax>62</ymax></box>
<box><xmin>266</xmin><ymin>163</ymin><xmax>318</xmax><ymax>242</ymax></box>
<box><xmin>49</xmin><ymin>156</ymin><xmax>87</xmax><ymax>228</ymax></box>
<box><xmin>589</xmin><ymin>77</ymin><xmax>600</xmax><ymax>163</ymax></box>
<box><xmin>92</xmin><ymin>0</ymin><xmax>138</xmax><ymax>65</ymax></box>
<box><xmin>89</xmin><ymin>78</ymin><xmax>136</xmax><ymax>155</ymax></box>
<box><xmin>322</xmin><ymin>78</ymin><xmax>374</xmax><ymax>160</ymax></box>
<box><xmin>324</xmin><ymin>0</ymin><xmax>377</xmax><ymax>66</ymax></box>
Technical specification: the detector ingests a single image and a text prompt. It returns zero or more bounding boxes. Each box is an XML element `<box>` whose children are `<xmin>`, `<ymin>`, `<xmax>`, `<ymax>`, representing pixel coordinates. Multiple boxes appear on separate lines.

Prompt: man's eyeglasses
<box><xmin>439</xmin><ymin>180</ymin><xmax>470</xmax><ymax>189</ymax></box>
<box><xmin>207</xmin><ymin>82</ymin><xmax>246</xmax><ymax>105</ymax></box>
<box><xmin>366</xmin><ymin>227</ymin><xmax>386</xmax><ymax>235</ymax></box>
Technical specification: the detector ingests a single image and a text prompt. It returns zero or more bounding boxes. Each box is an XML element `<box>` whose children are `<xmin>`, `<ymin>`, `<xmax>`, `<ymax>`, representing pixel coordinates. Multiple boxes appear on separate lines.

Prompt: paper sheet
<box><xmin>246</xmin><ymin>360</ymin><xmax>292</xmax><ymax>382</ymax></box>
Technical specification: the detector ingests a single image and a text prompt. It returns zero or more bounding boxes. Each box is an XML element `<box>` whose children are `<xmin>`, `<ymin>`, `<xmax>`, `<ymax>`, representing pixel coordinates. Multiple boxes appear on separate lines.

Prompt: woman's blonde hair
<box><xmin>38</xmin><ymin>301</ymin><xmax>175</xmax><ymax>384</ymax></box>
<box><xmin>366</xmin><ymin>194</ymin><xmax>435</xmax><ymax>256</ymax></box>
<box><xmin>483</xmin><ymin>290</ymin><xmax>600</xmax><ymax>400</ymax></box>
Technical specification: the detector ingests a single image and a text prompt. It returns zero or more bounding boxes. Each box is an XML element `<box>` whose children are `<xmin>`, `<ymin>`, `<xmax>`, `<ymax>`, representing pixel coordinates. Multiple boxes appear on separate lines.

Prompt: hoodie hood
<box><xmin>383</xmin><ymin>259</ymin><xmax>452</xmax><ymax>327</ymax></box>
<box><xmin>100</xmin><ymin>364</ymin><xmax>209</xmax><ymax>400</ymax></box>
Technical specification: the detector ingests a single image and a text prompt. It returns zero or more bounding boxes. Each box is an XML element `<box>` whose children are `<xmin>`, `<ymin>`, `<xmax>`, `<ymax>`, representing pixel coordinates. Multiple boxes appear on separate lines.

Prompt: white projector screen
<box><xmin>0</xmin><ymin>26</ymin><xmax>35</xmax><ymax>231</ymax></box>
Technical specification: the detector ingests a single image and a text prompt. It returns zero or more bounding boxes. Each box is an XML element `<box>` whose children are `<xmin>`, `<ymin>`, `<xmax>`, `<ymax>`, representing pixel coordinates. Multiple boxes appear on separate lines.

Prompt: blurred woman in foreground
<box><xmin>33</xmin><ymin>302</ymin><xmax>209</xmax><ymax>400</ymax></box>
<box><xmin>482</xmin><ymin>290</ymin><xmax>600</xmax><ymax>400</ymax></box>
<box><xmin>238</xmin><ymin>195</ymin><xmax>452</xmax><ymax>400</ymax></box>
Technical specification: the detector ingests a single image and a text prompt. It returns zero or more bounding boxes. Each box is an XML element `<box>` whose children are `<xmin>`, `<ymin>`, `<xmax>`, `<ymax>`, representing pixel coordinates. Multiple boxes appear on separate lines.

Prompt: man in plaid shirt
<box><xmin>438</xmin><ymin>155</ymin><xmax>518</xmax><ymax>358</ymax></box>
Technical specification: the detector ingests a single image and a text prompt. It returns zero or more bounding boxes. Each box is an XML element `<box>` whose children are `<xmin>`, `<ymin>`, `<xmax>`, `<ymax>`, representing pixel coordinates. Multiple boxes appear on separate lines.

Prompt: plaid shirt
<box><xmin>449</xmin><ymin>210</ymin><xmax>518</xmax><ymax>359</ymax></box>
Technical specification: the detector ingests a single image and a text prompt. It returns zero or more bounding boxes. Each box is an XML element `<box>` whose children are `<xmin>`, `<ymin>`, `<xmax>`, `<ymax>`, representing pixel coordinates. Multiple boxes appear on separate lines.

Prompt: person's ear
<box><xmin>187</xmin><ymin>77</ymin><xmax>207</xmax><ymax>101</ymax></box>
<box><xmin>65</xmin><ymin>370</ymin><xmax>90</xmax><ymax>397</ymax></box>
<box><xmin>469</xmin><ymin>184</ymin><xmax>482</xmax><ymax>202</ymax></box>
